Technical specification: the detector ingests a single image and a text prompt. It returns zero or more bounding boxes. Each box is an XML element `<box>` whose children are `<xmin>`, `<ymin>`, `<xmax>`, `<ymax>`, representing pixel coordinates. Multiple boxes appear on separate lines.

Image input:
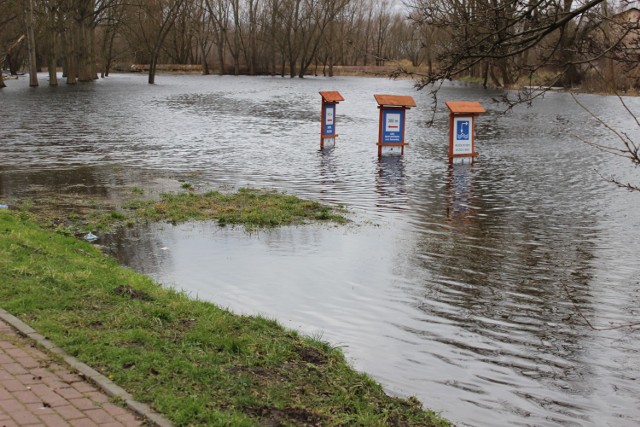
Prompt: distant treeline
<box><xmin>0</xmin><ymin>0</ymin><xmax>425</xmax><ymax>85</ymax></box>
<box><xmin>1</xmin><ymin>0</ymin><xmax>639</xmax><ymax>90</ymax></box>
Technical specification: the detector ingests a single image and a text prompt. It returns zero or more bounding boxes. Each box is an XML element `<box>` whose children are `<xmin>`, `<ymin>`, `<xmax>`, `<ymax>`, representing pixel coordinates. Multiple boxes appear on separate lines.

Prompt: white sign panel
<box><xmin>453</xmin><ymin>117</ymin><xmax>473</xmax><ymax>155</ymax></box>
<box><xmin>385</xmin><ymin>113</ymin><xmax>401</xmax><ymax>132</ymax></box>
<box><xmin>326</xmin><ymin>106</ymin><xmax>334</xmax><ymax>125</ymax></box>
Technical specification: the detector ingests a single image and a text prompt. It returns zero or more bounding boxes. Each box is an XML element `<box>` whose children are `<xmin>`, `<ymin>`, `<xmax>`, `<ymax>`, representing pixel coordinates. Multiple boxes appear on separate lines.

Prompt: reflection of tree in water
<box><xmin>445</xmin><ymin>164</ymin><xmax>477</xmax><ymax>224</ymax></box>
<box><xmin>0</xmin><ymin>166</ymin><xmax>135</xmax><ymax>199</ymax></box>
<box><xmin>0</xmin><ymin>168</ymin><xmax>87</xmax><ymax>197</ymax></box>
<box><xmin>408</xmin><ymin>162</ymin><xmax>599</xmax><ymax>400</ymax></box>
<box><xmin>0</xmin><ymin>165</ymin><xmax>184</xmax><ymax>213</ymax></box>
<box><xmin>102</xmin><ymin>223</ymin><xmax>173</xmax><ymax>278</ymax></box>
<box><xmin>317</xmin><ymin>149</ymin><xmax>339</xmax><ymax>200</ymax></box>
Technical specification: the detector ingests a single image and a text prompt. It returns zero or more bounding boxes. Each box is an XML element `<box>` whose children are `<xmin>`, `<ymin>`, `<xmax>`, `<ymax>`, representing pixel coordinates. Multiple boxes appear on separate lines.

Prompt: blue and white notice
<box><xmin>453</xmin><ymin>117</ymin><xmax>473</xmax><ymax>155</ymax></box>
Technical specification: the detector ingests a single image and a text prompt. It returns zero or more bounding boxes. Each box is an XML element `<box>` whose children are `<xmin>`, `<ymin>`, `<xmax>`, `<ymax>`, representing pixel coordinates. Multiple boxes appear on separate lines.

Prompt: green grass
<box><xmin>14</xmin><ymin>188</ymin><xmax>347</xmax><ymax>235</ymax></box>
<box><xmin>126</xmin><ymin>188</ymin><xmax>347</xmax><ymax>230</ymax></box>
<box><xmin>0</xmin><ymin>211</ymin><xmax>449</xmax><ymax>427</ymax></box>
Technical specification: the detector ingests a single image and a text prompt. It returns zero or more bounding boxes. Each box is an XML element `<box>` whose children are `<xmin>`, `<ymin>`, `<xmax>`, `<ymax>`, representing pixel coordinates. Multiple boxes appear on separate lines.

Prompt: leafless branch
<box><xmin>560</xmin><ymin>280</ymin><xmax>640</xmax><ymax>331</ymax></box>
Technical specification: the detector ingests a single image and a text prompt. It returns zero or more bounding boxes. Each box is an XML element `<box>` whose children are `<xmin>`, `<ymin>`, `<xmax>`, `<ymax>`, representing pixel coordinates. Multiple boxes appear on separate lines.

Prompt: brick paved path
<box><xmin>0</xmin><ymin>319</ymin><xmax>144</xmax><ymax>427</ymax></box>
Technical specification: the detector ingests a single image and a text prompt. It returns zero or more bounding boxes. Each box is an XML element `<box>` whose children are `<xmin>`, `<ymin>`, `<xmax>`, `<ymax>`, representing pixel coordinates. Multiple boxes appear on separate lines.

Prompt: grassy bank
<box><xmin>0</xmin><ymin>210</ymin><xmax>449</xmax><ymax>426</ymax></box>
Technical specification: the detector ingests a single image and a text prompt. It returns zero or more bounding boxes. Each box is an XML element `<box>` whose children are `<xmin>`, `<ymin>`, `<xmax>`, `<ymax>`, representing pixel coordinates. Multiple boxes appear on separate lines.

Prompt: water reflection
<box><xmin>405</xmin><ymin>158</ymin><xmax>603</xmax><ymax>425</ymax></box>
<box><xmin>1</xmin><ymin>74</ymin><xmax>639</xmax><ymax>426</ymax></box>
<box><xmin>0</xmin><ymin>166</ymin><xmax>184</xmax><ymax>206</ymax></box>
<box><xmin>317</xmin><ymin>149</ymin><xmax>339</xmax><ymax>199</ymax></box>
<box><xmin>375</xmin><ymin>156</ymin><xmax>408</xmax><ymax>212</ymax></box>
<box><xmin>445</xmin><ymin>164</ymin><xmax>476</xmax><ymax>224</ymax></box>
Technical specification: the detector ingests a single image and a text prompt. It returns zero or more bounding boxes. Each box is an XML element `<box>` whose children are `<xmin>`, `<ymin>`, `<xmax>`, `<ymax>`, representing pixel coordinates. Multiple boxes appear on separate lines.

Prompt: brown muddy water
<box><xmin>2</xmin><ymin>74</ymin><xmax>640</xmax><ymax>426</ymax></box>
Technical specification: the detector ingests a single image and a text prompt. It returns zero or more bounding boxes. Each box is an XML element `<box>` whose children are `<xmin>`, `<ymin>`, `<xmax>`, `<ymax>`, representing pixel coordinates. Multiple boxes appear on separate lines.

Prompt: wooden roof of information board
<box><xmin>319</xmin><ymin>91</ymin><xmax>345</xmax><ymax>102</ymax></box>
<box><xmin>445</xmin><ymin>101</ymin><xmax>486</xmax><ymax>114</ymax></box>
<box><xmin>374</xmin><ymin>94</ymin><xmax>416</xmax><ymax>108</ymax></box>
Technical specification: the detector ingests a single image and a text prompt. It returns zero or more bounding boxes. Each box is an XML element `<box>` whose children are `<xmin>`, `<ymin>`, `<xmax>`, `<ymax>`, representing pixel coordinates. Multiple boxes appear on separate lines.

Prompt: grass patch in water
<box><xmin>0</xmin><ymin>210</ymin><xmax>449</xmax><ymax>427</ymax></box>
<box><xmin>13</xmin><ymin>187</ymin><xmax>347</xmax><ymax>235</ymax></box>
<box><xmin>126</xmin><ymin>188</ymin><xmax>347</xmax><ymax>230</ymax></box>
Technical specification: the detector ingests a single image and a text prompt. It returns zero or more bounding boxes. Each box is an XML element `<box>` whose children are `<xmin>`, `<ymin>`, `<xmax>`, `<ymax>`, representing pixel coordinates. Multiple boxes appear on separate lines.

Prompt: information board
<box><xmin>382</xmin><ymin>109</ymin><xmax>404</xmax><ymax>143</ymax></box>
<box><xmin>324</xmin><ymin>104</ymin><xmax>335</xmax><ymax>136</ymax></box>
<box><xmin>452</xmin><ymin>117</ymin><xmax>473</xmax><ymax>155</ymax></box>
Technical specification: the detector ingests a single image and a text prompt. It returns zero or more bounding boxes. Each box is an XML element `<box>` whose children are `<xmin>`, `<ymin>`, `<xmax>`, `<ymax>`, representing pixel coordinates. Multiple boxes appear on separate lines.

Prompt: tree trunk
<box><xmin>230</xmin><ymin>0</ymin><xmax>241</xmax><ymax>75</ymax></box>
<box><xmin>148</xmin><ymin>45</ymin><xmax>160</xmax><ymax>84</ymax></box>
<box><xmin>47</xmin><ymin>6</ymin><xmax>58</xmax><ymax>86</ymax></box>
<box><xmin>147</xmin><ymin>0</ymin><xmax>184</xmax><ymax>84</ymax></box>
<box><xmin>558</xmin><ymin>1</ymin><xmax>581</xmax><ymax>88</ymax></box>
<box><xmin>204</xmin><ymin>0</ymin><xmax>226</xmax><ymax>75</ymax></box>
<box><xmin>78</xmin><ymin>21</ymin><xmax>93</xmax><ymax>82</ymax></box>
<box><xmin>327</xmin><ymin>11</ymin><xmax>334</xmax><ymax>78</ymax></box>
<box><xmin>287</xmin><ymin>0</ymin><xmax>300</xmax><ymax>78</ymax></box>
<box><xmin>25</xmin><ymin>0</ymin><xmax>39</xmax><ymax>87</ymax></box>
<box><xmin>89</xmin><ymin>22</ymin><xmax>98</xmax><ymax>80</ymax></box>
<box><xmin>101</xmin><ymin>24</ymin><xmax>117</xmax><ymax>78</ymax></box>
<box><xmin>248</xmin><ymin>0</ymin><xmax>256</xmax><ymax>75</ymax></box>
<box><xmin>600</xmin><ymin>1</ymin><xmax>615</xmax><ymax>91</ymax></box>
<box><xmin>66</xmin><ymin>18</ymin><xmax>78</xmax><ymax>84</ymax></box>
<box><xmin>328</xmin><ymin>53</ymin><xmax>333</xmax><ymax>77</ymax></box>
<box><xmin>217</xmin><ymin>39</ymin><xmax>225</xmax><ymax>74</ymax></box>
<box><xmin>269</xmin><ymin>0</ymin><xmax>277</xmax><ymax>76</ymax></box>
<box><xmin>489</xmin><ymin>64</ymin><xmax>501</xmax><ymax>87</ymax></box>
<box><xmin>200</xmin><ymin>39</ymin><xmax>210</xmax><ymax>75</ymax></box>
<box><xmin>499</xmin><ymin>60</ymin><xmax>512</xmax><ymax>86</ymax></box>
<box><xmin>482</xmin><ymin>61</ymin><xmax>489</xmax><ymax>89</ymax></box>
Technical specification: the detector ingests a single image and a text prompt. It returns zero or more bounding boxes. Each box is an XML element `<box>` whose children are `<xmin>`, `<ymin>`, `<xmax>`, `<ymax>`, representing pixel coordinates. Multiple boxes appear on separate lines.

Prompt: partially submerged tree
<box><xmin>24</xmin><ymin>0</ymin><xmax>38</xmax><ymax>86</ymax></box>
<box><xmin>0</xmin><ymin>0</ymin><xmax>16</xmax><ymax>87</ymax></box>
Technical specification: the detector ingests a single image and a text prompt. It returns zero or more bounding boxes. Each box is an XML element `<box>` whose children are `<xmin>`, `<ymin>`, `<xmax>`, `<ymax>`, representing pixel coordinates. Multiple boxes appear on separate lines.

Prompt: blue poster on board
<box><xmin>382</xmin><ymin>109</ymin><xmax>404</xmax><ymax>143</ymax></box>
<box><xmin>452</xmin><ymin>117</ymin><xmax>473</xmax><ymax>155</ymax></box>
<box><xmin>324</xmin><ymin>104</ymin><xmax>335</xmax><ymax>136</ymax></box>
<box><xmin>456</xmin><ymin>119</ymin><xmax>470</xmax><ymax>141</ymax></box>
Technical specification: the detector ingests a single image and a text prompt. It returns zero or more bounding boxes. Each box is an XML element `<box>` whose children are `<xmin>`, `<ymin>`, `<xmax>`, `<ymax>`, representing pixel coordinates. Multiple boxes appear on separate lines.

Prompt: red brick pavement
<box><xmin>0</xmin><ymin>319</ymin><xmax>144</xmax><ymax>427</ymax></box>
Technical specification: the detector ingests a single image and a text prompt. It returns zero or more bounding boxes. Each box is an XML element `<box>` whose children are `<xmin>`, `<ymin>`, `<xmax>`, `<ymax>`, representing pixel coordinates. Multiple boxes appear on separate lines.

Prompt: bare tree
<box><xmin>571</xmin><ymin>92</ymin><xmax>640</xmax><ymax>192</ymax></box>
<box><xmin>205</xmin><ymin>0</ymin><xmax>229</xmax><ymax>74</ymax></box>
<box><xmin>189</xmin><ymin>0</ymin><xmax>213</xmax><ymax>74</ymax></box>
<box><xmin>124</xmin><ymin>0</ymin><xmax>186</xmax><ymax>83</ymax></box>
<box><xmin>373</xmin><ymin>0</ymin><xmax>391</xmax><ymax>65</ymax></box>
<box><xmin>228</xmin><ymin>0</ymin><xmax>242</xmax><ymax>74</ymax></box>
<box><xmin>402</xmin><ymin>0</ymin><xmax>640</xmax><ymax>192</ymax></box>
<box><xmin>98</xmin><ymin>0</ymin><xmax>126</xmax><ymax>77</ymax></box>
<box><xmin>41</xmin><ymin>0</ymin><xmax>60</xmax><ymax>85</ymax></box>
<box><xmin>402</xmin><ymin>0</ymin><xmax>632</xmax><ymax>90</ymax></box>
<box><xmin>0</xmin><ymin>0</ymin><xmax>18</xmax><ymax>88</ymax></box>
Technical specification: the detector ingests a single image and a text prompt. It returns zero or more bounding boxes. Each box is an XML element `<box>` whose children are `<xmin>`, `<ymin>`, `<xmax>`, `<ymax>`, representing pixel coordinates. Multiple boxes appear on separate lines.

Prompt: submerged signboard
<box><xmin>445</xmin><ymin>101</ymin><xmax>485</xmax><ymax>163</ymax></box>
<box><xmin>374</xmin><ymin>94</ymin><xmax>416</xmax><ymax>156</ymax></box>
<box><xmin>382</xmin><ymin>110</ymin><xmax>404</xmax><ymax>144</ymax></box>
<box><xmin>319</xmin><ymin>91</ymin><xmax>344</xmax><ymax>150</ymax></box>
<box><xmin>453</xmin><ymin>117</ymin><xmax>473</xmax><ymax>155</ymax></box>
<box><xmin>324</xmin><ymin>104</ymin><xmax>335</xmax><ymax>136</ymax></box>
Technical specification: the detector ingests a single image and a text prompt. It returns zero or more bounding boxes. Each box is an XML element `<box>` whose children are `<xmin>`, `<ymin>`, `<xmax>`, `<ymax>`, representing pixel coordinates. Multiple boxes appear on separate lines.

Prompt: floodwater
<box><xmin>2</xmin><ymin>74</ymin><xmax>640</xmax><ymax>426</ymax></box>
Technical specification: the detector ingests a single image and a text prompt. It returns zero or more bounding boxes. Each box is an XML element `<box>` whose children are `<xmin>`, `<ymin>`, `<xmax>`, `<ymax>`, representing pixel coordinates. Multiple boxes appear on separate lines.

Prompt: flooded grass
<box><xmin>126</xmin><ymin>188</ymin><xmax>348</xmax><ymax>230</ymax></box>
<box><xmin>0</xmin><ymin>211</ymin><xmax>449</xmax><ymax>426</ymax></box>
<box><xmin>13</xmin><ymin>187</ymin><xmax>347</xmax><ymax>236</ymax></box>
